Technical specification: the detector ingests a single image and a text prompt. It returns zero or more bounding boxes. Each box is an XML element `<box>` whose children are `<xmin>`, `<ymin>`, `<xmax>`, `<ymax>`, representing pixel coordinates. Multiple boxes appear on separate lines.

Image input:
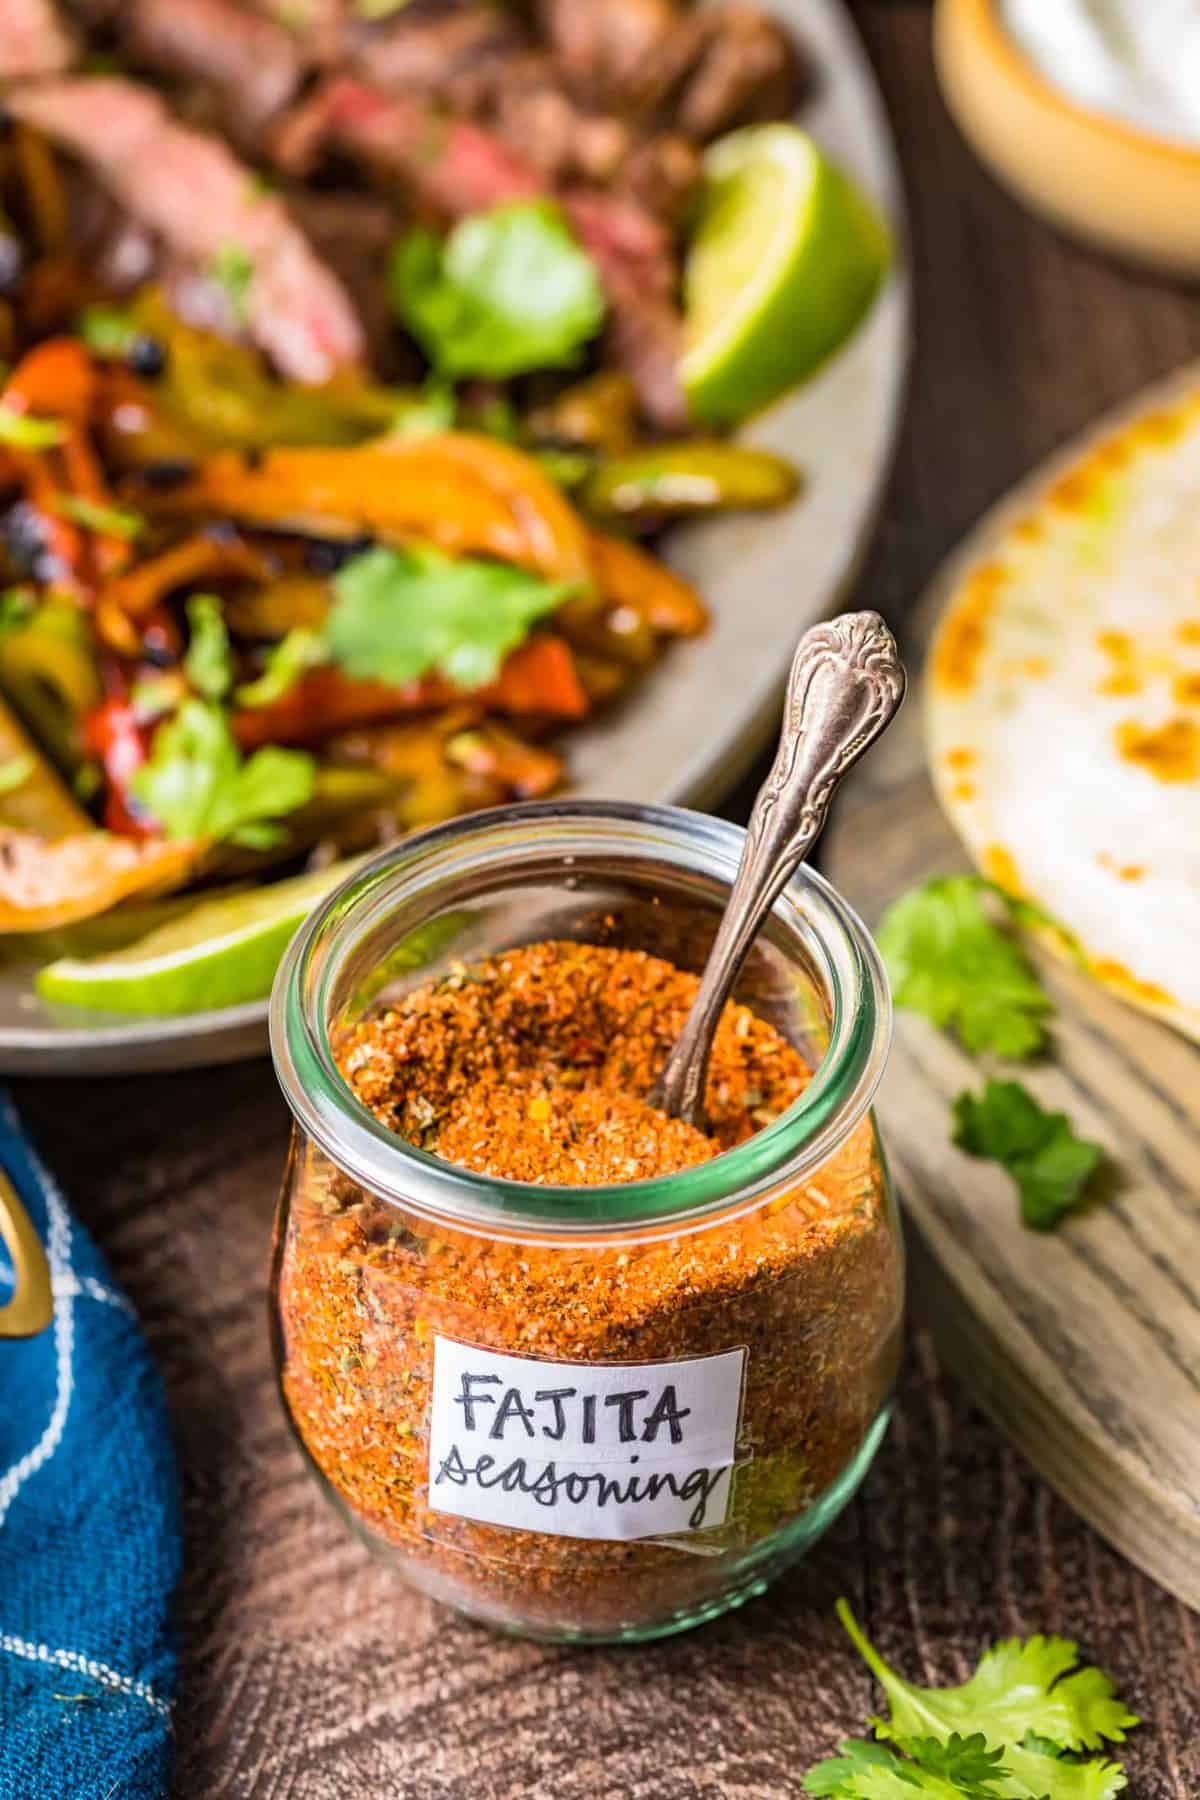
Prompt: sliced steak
<box><xmin>563</xmin><ymin>189</ymin><xmax>687</xmax><ymax>430</ymax></box>
<box><xmin>271</xmin><ymin>75</ymin><xmax>688</xmax><ymax>425</ymax></box>
<box><xmin>285</xmin><ymin>187</ymin><xmax>403</xmax><ymax>372</ymax></box>
<box><xmin>121</xmin><ymin>0</ymin><xmax>304</xmax><ymax>133</ymax></box>
<box><xmin>343</xmin><ymin>11</ymin><xmax>694</xmax><ymax>221</ymax></box>
<box><xmin>272</xmin><ymin>76</ymin><xmax>543</xmax><ymax>212</ymax></box>
<box><xmin>7</xmin><ymin>78</ymin><xmax>365</xmax><ymax>383</ymax></box>
<box><xmin>246</xmin><ymin>0</ymin><xmax>348</xmax><ymax>64</ymax></box>
<box><xmin>347</xmin><ymin>4</ymin><xmax>525</xmax><ymax>110</ymax></box>
<box><xmin>617</xmin><ymin>132</ymin><xmax>700</xmax><ymax>225</ymax></box>
<box><xmin>671</xmin><ymin>5</ymin><xmax>801</xmax><ymax>139</ymax></box>
<box><xmin>0</xmin><ymin>0</ymin><xmax>75</xmax><ymax>79</ymax></box>
<box><xmin>537</xmin><ymin>0</ymin><xmax>680</xmax><ymax>112</ymax></box>
<box><xmin>538</xmin><ymin>0</ymin><xmax>798</xmax><ymax>138</ymax></box>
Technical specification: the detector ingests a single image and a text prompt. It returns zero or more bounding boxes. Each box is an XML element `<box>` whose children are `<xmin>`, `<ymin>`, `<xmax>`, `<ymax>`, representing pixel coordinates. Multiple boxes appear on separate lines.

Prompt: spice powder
<box><xmin>276</xmin><ymin>941</ymin><xmax>902</xmax><ymax>1636</ymax></box>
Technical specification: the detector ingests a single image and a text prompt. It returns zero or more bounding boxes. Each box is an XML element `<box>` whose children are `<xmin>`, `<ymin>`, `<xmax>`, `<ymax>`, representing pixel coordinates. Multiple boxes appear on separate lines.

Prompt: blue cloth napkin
<box><xmin>0</xmin><ymin>1090</ymin><xmax>180</xmax><ymax>1799</ymax></box>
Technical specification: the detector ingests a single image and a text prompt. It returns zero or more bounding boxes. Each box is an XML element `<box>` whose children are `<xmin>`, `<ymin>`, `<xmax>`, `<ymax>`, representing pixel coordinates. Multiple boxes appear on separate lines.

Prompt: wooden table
<box><xmin>16</xmin><ymin>4</ymin><xmax>1200</xmax><ymax>1791</ymax></box>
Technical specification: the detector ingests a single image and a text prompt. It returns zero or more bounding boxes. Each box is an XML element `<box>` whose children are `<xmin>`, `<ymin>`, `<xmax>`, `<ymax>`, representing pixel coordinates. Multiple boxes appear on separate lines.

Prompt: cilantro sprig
<box><xmin>877</xmin><ymin>876</ymin><xmax>1051</xmax><ymax>1059</ymax></box>
<box><xmin>131</xmin><ymin>698</ymin><xmax>314</xmax><ymax>848</ymax></box>
<box><xmin>390</xmin><ymin>200</ymin><xmax>605</xmax><ymax>380</ymax></box>
<box><xmin>952</xmin><ymin>1081</ymin><xmax>1104</xmax><ymax>1231</ymax></box>
<box><xmin>803</xmin><ymin>1602</ymin><xmax>1138</xmax><ymax>1798</ymax></box>
<box><xmin>326</xmin><ymin>544</ymin><xmax>573</xmax><ymax>690</ymax></box>
<box><xmin>877</xmin><ymin>875</ymin><xmax>1107</xmax><ymax>1228</ymax></box>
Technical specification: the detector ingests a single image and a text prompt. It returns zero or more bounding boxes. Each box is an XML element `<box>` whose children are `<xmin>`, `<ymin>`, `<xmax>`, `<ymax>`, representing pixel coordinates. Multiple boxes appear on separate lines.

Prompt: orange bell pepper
<box><xmin>144</xmin><ymin>434</ymin><xmax>594</xmax><ymax>586</ymax></box>
<box><xmin>2</xmin><ymin>337</ymin><xmax>95</xmax><ymax>425</ymax></box>
<box><xmin>233</xmin><ymin>634</ymin><xmax>588</xmax><ymax>751</ymax></box>
<box><xmin>2</xmin><ymin>340</ymin><xmax>134</xmax><ymax>584</ymax></box>
<box><xmin>102</xmin><ymin>536</ymin><xmax>275</xmax><ymax>622</ymax></box>
<box><xmin>590</xmin><ymin>532</ymin><xmax>708</xmax><ymax>638</ymax></box>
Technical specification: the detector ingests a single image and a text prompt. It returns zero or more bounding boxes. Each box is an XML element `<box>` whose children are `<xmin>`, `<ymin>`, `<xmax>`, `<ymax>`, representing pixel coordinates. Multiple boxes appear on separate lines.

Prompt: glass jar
<box><xmin>269</xmin><ymin>801</ymin><xmax>903</xmax><ymax>1644</ymax></box>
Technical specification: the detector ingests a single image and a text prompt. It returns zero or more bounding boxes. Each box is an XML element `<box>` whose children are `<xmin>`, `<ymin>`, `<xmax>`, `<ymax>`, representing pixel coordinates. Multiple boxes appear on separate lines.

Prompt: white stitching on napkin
<box><xmin>0</xmin><ymin>1631</ymin><xmax>171</xmax><ymax>1716</ymax></box>
<box><xmin>0</xmin><ymin>1264</ymin><xmax>135</xmax><ymax>1318</ymax></box>
<box><xmin>0</xmin><ymin>1096</ymin><xmax>75</xmax><ymax>1530</ymax></box>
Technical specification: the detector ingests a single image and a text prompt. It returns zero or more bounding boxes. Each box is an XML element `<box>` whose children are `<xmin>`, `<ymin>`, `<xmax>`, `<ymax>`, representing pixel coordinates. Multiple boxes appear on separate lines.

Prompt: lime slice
<box><xmin>681</xmin><ymin>125</ymin><xmax>890</xmax><ymax>428</ymax></box>
<box><xmin>35</xmin><ymin>858</ymin><xmax>363</xmax><ymax>1016</ymax></box>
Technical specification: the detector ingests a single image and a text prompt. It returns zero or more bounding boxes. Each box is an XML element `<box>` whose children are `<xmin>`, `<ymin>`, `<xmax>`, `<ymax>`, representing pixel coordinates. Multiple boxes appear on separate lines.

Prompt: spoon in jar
<box><xmin>651</xmin><ymin>611</ymin><xmax>905</xmax><ymax>1128</ymax></box>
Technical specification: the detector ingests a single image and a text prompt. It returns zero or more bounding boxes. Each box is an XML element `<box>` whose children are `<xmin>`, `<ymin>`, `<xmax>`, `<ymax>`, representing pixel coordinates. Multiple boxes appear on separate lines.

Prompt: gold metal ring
<box><xmin>0</xmin><ymin>1166</ymin><xmax>53</xmax><ymax>1338</ymax></box>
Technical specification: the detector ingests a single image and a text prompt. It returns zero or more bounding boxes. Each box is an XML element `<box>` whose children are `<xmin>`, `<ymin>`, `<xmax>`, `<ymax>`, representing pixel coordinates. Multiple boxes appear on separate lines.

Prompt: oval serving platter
<box><xmin>0</xmin><ymin>0</ymin><xmax>909</xmax><ymax>1075</ymax></box>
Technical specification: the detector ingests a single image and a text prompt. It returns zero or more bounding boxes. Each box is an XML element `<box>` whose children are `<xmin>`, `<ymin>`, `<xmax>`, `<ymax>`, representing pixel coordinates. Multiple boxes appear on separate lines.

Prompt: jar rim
<box><xmin>269</xmin><ymin>800</ymin><xmax>892</xmax><ymax>1236</ymax></box>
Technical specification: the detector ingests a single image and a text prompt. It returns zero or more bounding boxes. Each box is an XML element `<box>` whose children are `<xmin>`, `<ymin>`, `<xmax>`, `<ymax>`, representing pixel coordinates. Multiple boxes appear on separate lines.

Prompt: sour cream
<box><xmin>1001</xmin><ymin>0</ymin><xmax>1200</xmax><ymax>147</ymax></box>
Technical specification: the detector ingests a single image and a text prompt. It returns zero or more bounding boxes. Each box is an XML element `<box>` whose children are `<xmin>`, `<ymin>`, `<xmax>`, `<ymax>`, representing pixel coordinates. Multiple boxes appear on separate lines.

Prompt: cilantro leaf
<box><xmin>997</xmin><ymin>1741</ymin><xmax>1127</xmax><ymax>1800</ymax></box>
<box><xmin>131</xmin><ymin>698</ymin><xmax>314</xmax><ymax>845</ymax></box>
<box><xmin>951</xmin><ymin>1081</ymin><xmax>1104</xmax><ymax>1230</ymax></box>
<box><xmin>235</xmin><ymin>626</ymin><xmax>327</xmax><ymax>708</ymax></box>
<box><xmin>876</xmin><ymin>877</ymin><xmax>1051</xmax><ymax>1058</ymax></box>
<box><xmin>184</xmin><ymin>594</ymin><xmax>234</xmax><ymax>701</ymax></box>
<box><xmin>804</xmin><ymin>1739</ymin><xmax>900</xmax><ymax>1796</ymax></box>
<box><xmin>326</xmin><ymin>544</ymin><xmax>572</xmax><ymax>691</ymax></box>
<box><xmin>390</xmin><ymin>201</ymin><xmax>605</xmax><ymax>380</ymax></box>
<box><xmin>837</xmin><ymin>1602</ymin><xmax>1138</xmax><ymax>1756</ymax></box>
<box><xmin>897</xmin><ymin>1736</ymin><xmax>1009</xmax><ymax>1790</ymax></box>
<box><xmin>0</xmin><ymin>404</ymin><xmax>65</xmax><ymax>449</ymax></box>
<box><xmin>844</xmin><ymin>1768</ymin><xmax>990</xmax><ymax>1799</ymax></box>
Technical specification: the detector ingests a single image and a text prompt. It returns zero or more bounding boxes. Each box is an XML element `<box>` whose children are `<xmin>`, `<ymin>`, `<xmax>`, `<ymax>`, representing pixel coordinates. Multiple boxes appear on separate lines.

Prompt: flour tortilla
<box><xmin>926</xmin><ymin>373</ymin><xmax>1200</xmax><ymax>1041</ymax></box>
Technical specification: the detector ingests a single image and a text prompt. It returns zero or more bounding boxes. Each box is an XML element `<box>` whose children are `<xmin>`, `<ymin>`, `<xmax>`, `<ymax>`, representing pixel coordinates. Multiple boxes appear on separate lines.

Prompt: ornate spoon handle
<box><xmin>652</xmin><ymin>611</ymin><xmax>905</xmax><ymax>1127</ymax></box>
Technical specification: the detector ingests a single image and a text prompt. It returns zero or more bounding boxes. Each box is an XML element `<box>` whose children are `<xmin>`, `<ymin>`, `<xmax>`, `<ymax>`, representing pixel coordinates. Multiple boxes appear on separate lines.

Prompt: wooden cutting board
<box><xmin>826</xmin><ymin>445</ymin><xmax>1200</xmax><ymax>1614</ymax></box>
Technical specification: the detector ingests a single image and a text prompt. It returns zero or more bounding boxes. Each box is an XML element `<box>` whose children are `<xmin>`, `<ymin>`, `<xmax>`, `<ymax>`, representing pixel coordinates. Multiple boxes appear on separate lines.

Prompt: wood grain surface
<box><xmin>826</xmin><ymin>637</ymin><xmax>1200</xmax><ymax>1609</ymax></box>
<box><xmin>14</xmin><ymin>1</ymin><xmax>1200</xmax><ymax>1793</ymax></box>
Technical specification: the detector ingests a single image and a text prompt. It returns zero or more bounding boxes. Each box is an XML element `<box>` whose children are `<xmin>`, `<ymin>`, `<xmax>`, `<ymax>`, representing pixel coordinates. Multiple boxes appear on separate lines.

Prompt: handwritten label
<box><xmin>427</xmin><ymin>1337</ymin><xmax>747</xmax><ymax>1540</ymax></box>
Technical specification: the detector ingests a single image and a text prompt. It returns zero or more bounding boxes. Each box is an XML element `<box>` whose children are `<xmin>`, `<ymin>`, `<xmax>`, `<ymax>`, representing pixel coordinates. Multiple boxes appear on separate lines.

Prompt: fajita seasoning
<box><xmin>274</xmin><ymin>940</ymin><xmax>902</xmax><ymax>1640</ymax></box>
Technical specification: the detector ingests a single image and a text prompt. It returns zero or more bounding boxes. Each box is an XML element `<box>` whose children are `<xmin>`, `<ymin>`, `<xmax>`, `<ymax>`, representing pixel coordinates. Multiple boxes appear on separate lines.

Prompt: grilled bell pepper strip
<box><xmin>2</xmin><ymin>340</ymin><xmax>134</xmax><ymax>584</ymax></box>
<box><xmin>589</xmin><ymin>533</ymin><xmax>708</xmax><ymax>638</ymax></box>
<box><xmin>223</xmin><ymin>575</ymin><xmax>329</xmax><ymax>639</ymax></box>
<box><xmin>482</xmin><ymin>635</ymin><xmax>588</xmax><ymax>718</ymax></box>
<box><xmin>3</xmin><ymin>446</ymin><xmax>85</xmax><ymax>592</ymax></box>
<box><xmin>579</xmin><ymin>444</ymin><xmax>800</xmax><ymax>526</ymax></box>
<box><xmin>0</xmin><ymin>600</ymin><xmax>102</xmax><ymax>778</ymax></box>
<box><xmin>326</xmin><ymin>713</ymin><xmax>563</xmax><ymax>835</ymax></box>
<box><xmin>442</xmin><ymin>720</ymin><xmax>563</xmax><ymax>797</ymax></box>
<box><xmin>3</xmin><ymin>337</ymin><xmax>93</xmax><ymax>424</ymax></box>
<box><xmin>529</xmin><ymin>373</ymin><xmax>639</xmax><ymax>456</ymax></box>
<box><xmin>141</xmin><ymin>434</ymin><xmax>594</xmax><ymax>585</ymax></box>
<box><xmin>96</xmin><ymin>292</ymin><xmax>413</xmax><ymax>452</ymax></box>
<box><xmin>571</xmin><ymin>653</ymin><xmax>632</xmax><ymax>706</ymax></box>
<box><xmin>0</xmin><ymin>691</ymin><xmax>91</xmax><ymax>838</ymax></box>
<box><xmin>83</xmin><ymin>698</ymin><xmax>151</xmax><ymax>837</ymax></box>
<box><xmin>233</xmin><ymin>632</ymin><xmax>588</xmax><ymax>750</ymax></box>
<box><xmin>102</xmin><ymin>536</ymin><xmax>275</xmax><ymax>623</ymax></box>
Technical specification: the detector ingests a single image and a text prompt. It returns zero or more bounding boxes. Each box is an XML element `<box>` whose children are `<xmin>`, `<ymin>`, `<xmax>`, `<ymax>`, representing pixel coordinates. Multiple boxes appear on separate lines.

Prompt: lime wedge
<box><xmin>681</xmin><ymin>125</ymin><xmax>890</xmax><ymax>428</ymax></box>
<box><xmin>35</xmin><ymin>858</ymin><xmax>363</xmax><ymax>1016</ymax></box>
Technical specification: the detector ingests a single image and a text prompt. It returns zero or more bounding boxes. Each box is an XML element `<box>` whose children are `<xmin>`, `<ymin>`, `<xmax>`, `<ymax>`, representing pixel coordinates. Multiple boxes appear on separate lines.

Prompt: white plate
<box><xmin>0</xmin><ymin>0</ymin><xmax>909</xmax><ymax>1074</ymax></box>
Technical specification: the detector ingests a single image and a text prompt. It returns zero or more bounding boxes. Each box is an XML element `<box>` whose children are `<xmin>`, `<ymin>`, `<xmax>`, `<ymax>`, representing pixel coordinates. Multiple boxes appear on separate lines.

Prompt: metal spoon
<box><xmin>652</xmin><ymin>611</ymin><xmax>905</xmax><ymax>1127</ymax></box>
